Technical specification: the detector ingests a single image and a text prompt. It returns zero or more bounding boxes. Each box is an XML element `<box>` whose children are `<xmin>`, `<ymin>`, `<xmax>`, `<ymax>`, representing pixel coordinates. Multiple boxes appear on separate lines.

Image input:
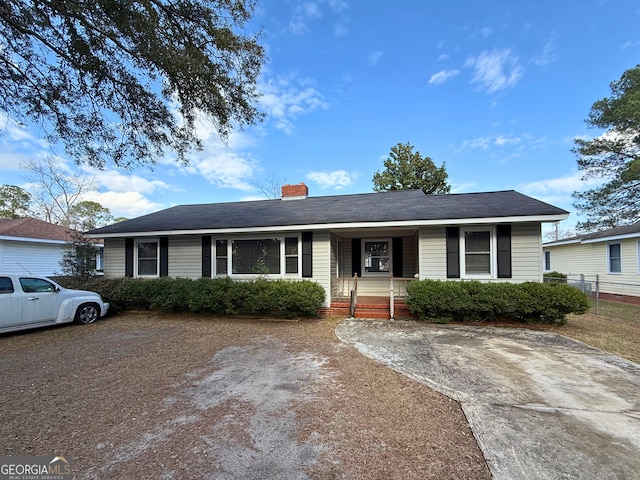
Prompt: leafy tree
<box><xmin>69</xmin><ymin>200</ymin><xmax>113</xmax><ymax>231</ymax></box>
<box><xmin>60</xmin><ymin>230</ymin><xmax>101</xmax><ymax>277</ymax></box>
<box><xmin>572</xmin><ymin>65</ymin><xmax>640</xmax><ymax>231</ymax></box>
<box><xmin>372</xmin><ymin>142</ymin><xmax>451</xmax><ymax>194</ymax></box>
<box><xmin>0</xmin><ymin>0</ymin><xmax>265</xmax><ymax>169</ymax></box>
<box><xmin>0</xmin><ymin>184</ymin><xmax>31</xmax><ymax>218</ymax></box>
<box><xmin>22</xmin><ymin>158</ymin><xmax>96</xmax><ymax>226</ymax></box>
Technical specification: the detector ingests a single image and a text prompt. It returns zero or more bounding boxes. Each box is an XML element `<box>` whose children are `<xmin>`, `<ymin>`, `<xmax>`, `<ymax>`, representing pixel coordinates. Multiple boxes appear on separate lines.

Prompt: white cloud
<box><xmin>368</xmin><ymin>51</ymin><xmax>384</xmax><ymax>66</ymax></box>
<box><xmin>428</xmin><ymin>69</ymin><xmax>460</xmax><ymax>85</ymax></box>
<box><xmin>259</xmin><ymin>76</ymin><xmax>328</xmax><ymax>134</ymax></box>
<box><xmin>450</xmin><ymin>182</ymin><xmax>477</xmax><ymax>193</ymax></box>
<box><xmin>88</xmin><ymin>170</ymin><xmax>171</xmax><ymax>194</ymax></box>
<box><xmin>621</xmin><ymin>39</ymin><xmax>640</xmax><ymax>49</ymax></box>
<box><xmin>290</xmin><ymin>1</ymin><xmax>323</xmax><ymax>35</ymax></box>
<box><xmin>494</xmin><ymin>134</ymin><xmax>522</xmax><ymax>147</ymax></box>
<box><xmin>438</xmin><ymin>54</ymin><xmax>449</xmax><ymax>61</ymax></box>
<box><xmin>479</xmin><ymin>27</ymin><xmax>494</xmax><ymax>39</ymax></box>
<box><xmin>306</xmin><ymin>170</ymin><xmax>356</xmax><ymax>189</ymax></box>
<box><xmin>334</xmin><ymin>22</ymin><xmax>349</xmax><ymax>36</ymax></box>
<box><xmin>86</xmin><ymin>190</ymin><xmax>164</xmax><ymax>218</ymax></box>
<box><xmin>188</xmin><ymin>148</ymin><xmax>257</xmax><ymax>191</ymax></box>
<box><xmin>455</xmin><ymin>134</ymin><xmax>529</xmax><ymax>153</ymax></box>
<box><xmin>532</xmin><ymin>35</ymin><xmax>559</xmax><ymax>67</ymax></box>
<box><xmin>328</xmin><ymin>0</ymin><xmax>348</xmax><ymax>12</ymax></box>
<box><xmin>467</xmin><ymin>49</ymin><xmax>523</xmax><ymax>94</ymax></box>
<box><xmin>519</xmin><ymin>171</ymin><xmax>602</xmax><ymax>196</ymax></box>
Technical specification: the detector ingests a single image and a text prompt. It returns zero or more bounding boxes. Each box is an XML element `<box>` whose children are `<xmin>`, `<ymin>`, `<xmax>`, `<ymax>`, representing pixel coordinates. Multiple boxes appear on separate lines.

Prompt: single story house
<box><xmin>86</xmin><ymin>184</ymin><xmax>568</xmax><ymax>308</ymax></box>
<box><xmin>543</xmin><ymin>222</ymin><xmax>640</xmax><ymax>299</ymax></box>
<box><xmin>0</xmin><ymin>217</ymin><xmax>103</xmax><ymax>276</ymax></box>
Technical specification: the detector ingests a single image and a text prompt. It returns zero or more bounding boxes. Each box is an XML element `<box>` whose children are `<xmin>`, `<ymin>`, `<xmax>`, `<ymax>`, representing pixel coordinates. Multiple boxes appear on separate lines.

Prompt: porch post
<box><xmin>390</xmin><ymin>274</ymin><xmax>394</xmax><ymax>321</ymax></box>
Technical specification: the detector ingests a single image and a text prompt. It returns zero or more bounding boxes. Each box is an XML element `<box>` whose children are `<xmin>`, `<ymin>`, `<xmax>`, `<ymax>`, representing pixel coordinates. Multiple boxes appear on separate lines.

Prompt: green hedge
<box><xmin>54</xmin><ymin>276</ymin><xmax>326</xmax><ymax>318</ymax></box>
<box><xmin>405</xmin><ymin>280</ymin><xmax>589</xmax><ymax>325</ymax></box>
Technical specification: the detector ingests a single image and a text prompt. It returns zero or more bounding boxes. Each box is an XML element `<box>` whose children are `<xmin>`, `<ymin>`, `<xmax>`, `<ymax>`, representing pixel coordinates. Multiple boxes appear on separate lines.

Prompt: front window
<box><xmin>285</xmin><ymin>237</ymin><xmax>299</xmax><ymax>274</ymax></box>
<box><xmin>136</xmin><ymin>240</ymin><xmax>158</xmax><ymax>277</ymax></box>
<box><xmin>364</xmin><ymin>240</ymin><xmax>390</xmax><ymax>274</ymax></box>
<box><xmin>544</xmin><ymin>251</ymin><xmax>551</xmax><ymax>271</ymax></box>
<box><xmin>216</xmin><ymin>237</ymin><xmax>301</xmax><ymax>276</ymax></box>
<box><xmin>216</xmin><ymin>240</ymin><xmax>228</xmax><ymax>275</ymax></box>
<box><xmin>232</xmin><ymin>239</ymin><xmax>281</xmax><ymax>274</ymax></box>
<box><xmin>464</xmin><ymin>231</ymin><xmax>491</xmax><ymax>275</ymax></box>
<box><xmin>608</xmin><ymin>243</ymin><xmax>621</xmax><ymax>273</ymax></box>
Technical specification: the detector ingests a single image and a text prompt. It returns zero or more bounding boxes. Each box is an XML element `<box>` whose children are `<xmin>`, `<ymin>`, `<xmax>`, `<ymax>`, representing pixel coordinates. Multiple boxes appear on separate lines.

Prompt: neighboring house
<box><xmin>86</xmin><ymin>184</ymin><xmax>568</xmax><ymax>308</ymax></box>
<box><xmin>0</xmin><ymin>217</ymin><xmax>103</xmax><ymax>276</ymax></box>
<box><xmin>543</xmin><ymin>222</ymin><xmax>640</xmax><ymax>298</ymax></box>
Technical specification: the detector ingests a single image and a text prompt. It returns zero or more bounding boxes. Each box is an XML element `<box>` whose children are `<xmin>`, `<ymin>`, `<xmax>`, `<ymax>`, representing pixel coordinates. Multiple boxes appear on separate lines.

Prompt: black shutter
<box><xmin>302</xmin><ymin>232</ymin><xmax>313</xmax><ymax>278</ymax></box>
<box><xmin>202</xmin><ymin>236</ymin><xmax>212</xmax><ymax>278</ymax></box>
<box><xmin>125</xmin><ymin>238</ymin><xmax>134</xmax><ymax>277</ymax></box>
<box><xmin>351</xmin><ymin>239</ymin><xmax>361</xmax><ymax>277</ymax></box>
<box><xmin>446</xmin><ymin>227</ymin><xmax>460</xmax><ymax>278</ymax></box>
<box><xmin>392</xmin><ymin>237</ymin><xmax>403</xmax><ymax>277</ymax></box>
<box><xmin>159</xmin><ymin>237</ymin><xmax>169</xmax><ymax>277</ymax></box>
<box><xmin>497</xmin><ymin>225</ymin><xmax>512</xmax><ymax>278</ymax></box>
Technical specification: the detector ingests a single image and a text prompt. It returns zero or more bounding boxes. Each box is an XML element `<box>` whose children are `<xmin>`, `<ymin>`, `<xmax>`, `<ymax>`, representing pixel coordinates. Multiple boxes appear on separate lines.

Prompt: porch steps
<box><xmin>324</xmin><ymin>296</ymin><xmax>416</xmax><ymax>320</ymax></box>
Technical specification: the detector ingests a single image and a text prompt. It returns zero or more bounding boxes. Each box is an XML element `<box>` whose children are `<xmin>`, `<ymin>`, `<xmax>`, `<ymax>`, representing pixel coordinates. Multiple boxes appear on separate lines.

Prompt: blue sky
<box><xmin>1</xmin><ymin>0</ymin><xmax>639</xmax><ymax>234</ymax></box>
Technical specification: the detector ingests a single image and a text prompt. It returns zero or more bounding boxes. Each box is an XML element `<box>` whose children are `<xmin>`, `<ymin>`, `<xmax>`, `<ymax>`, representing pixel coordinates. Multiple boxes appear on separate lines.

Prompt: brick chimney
<box><xmin>281</xmin><ymin>182</ymin><xmax>309</xmax><ymax>200</ymax></box>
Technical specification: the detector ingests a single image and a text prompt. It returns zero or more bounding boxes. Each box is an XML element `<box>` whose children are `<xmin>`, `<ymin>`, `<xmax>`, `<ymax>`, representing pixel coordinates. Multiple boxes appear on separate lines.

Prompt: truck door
<box><xmin>18</xmin><ymin>277</ymin><xmax>61</xmax><ymax>324</ymax></box>
<box><xmin>0</xmin><ymin>276</ymin><xmax>22</xmax><ymax>328</ymax></box>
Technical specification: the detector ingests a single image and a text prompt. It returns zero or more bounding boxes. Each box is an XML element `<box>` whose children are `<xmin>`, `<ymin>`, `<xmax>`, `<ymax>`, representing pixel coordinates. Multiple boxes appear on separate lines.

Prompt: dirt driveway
<box><xmin>0</xmin><ymin>313</ymin><xmax>489</xmax><ymax>479</ymax></box>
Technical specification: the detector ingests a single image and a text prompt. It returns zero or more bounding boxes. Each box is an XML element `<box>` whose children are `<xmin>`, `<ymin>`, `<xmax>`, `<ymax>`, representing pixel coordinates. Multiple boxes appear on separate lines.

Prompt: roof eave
<box><xmin>581</xmin><ymin>231</ymin><xmax>640</xmax><ymax>243</ymax></box>
<box><xmin>86</xmin><ymin>213</ymin><xmax>569</xmax><ymax>239</ymax></box>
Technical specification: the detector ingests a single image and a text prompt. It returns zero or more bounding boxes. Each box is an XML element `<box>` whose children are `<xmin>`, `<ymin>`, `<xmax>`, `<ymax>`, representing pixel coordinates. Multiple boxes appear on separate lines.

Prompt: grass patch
<box><xmin>550</xmin><ymin>299</ymin><xmax>640</xmax><ymax>364</ymax></box>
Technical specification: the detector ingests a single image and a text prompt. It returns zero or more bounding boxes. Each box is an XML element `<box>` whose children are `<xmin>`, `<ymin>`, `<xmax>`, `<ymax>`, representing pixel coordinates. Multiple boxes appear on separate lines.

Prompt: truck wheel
<box><xmin>75</xmin><ymin>303</ymin><xmax>99</xmax><ymax>324</ymax></box>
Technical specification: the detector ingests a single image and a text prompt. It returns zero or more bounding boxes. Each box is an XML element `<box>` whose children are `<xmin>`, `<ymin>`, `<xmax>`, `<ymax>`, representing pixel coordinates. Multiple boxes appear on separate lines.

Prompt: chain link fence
<box><xmin>544</xmin><ymin>273</ymin><xmax>640</xmax><ymax>314</ymax></box>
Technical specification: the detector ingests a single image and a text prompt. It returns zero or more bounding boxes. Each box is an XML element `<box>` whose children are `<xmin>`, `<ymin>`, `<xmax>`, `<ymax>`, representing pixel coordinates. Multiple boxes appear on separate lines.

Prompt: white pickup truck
<box><xmin>0</xmin><ymin>274</ymin><xmax>109</xmax><ymax>334</ymax></box>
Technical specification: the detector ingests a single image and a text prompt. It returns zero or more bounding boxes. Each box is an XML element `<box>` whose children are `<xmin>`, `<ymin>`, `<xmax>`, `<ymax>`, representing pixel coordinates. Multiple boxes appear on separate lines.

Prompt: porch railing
<box><xmin>350</xmin><ymin>273</ymin><xmax>358</xmax><ymax>318</ymax></box>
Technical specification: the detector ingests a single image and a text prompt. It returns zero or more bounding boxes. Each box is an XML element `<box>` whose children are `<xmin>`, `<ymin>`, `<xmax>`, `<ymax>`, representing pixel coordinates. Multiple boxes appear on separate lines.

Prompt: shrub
<box><xmin>543</xmin><ymin>271</ymin><xmax>568</xmax><ymax>284</ymax></box>
<box><xmin>406</xmin><ymin>280</ymin><xmax>589</xmax><ymax>325</ymax></box>
<box><xmin>53</xmin><ymin>276</ymin><xmax>326</xmax><ymax>318</ymax></box>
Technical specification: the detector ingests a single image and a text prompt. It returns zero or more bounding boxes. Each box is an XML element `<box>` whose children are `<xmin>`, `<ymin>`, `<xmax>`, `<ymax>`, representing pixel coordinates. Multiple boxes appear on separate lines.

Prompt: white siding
<box><xmin>418</xmin><ymin>223</ymin><xmax>543</xmax><ymax>282</ymax></box>
<box><xmin>312</xmin><ymin>230</ymin><xmax>331</xmax><ymax>307</ymax></box>
<box><xmin>168</xmin><ymin>236</ymin><xmax>201</xmax><ymax>278</ymax></box>
<box><xmin>544</xmin><ymin>238</ymin><xmax>640</xmax><ymax>296</ymax></box>
<box><xmin>418</xmin><ymin>226</ymin><xmax>448</xmax><ymax>280</ymax></box>
<box><xmin>0</xmin><ymin>240</ymin><xmax>66</xmax><ymax>276</ymax></box>
<box><xmin>511</xmin><ymin>222</ymin><xmax>543</xmax><ymax>282</ymax></box>
<box><xmin>104</xmin><ymin>238</ymin><xmax>126</xmax><ymax>278</ymax></box>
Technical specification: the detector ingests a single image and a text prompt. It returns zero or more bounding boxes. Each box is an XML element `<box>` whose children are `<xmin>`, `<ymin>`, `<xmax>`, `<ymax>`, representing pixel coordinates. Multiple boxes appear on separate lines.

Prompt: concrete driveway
<box><xmin>335</xmin><ymin>319</ymin><xmax>640</xmax><ymax>480</ymax></box>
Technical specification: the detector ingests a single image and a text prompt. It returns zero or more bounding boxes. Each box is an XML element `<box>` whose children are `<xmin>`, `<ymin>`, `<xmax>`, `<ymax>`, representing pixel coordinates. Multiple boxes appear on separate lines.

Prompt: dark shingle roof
<box><xmin>580</xmin><ymin>222</ymin><xmax>640</xmax><ymax>240</ymax></box>
<box><xmin>87</xmin><ymin>190</ymin><xmax>568</xmax><ymax>236</ymax></box>
<box><xmin>0</xmin><ymin>217</ymin><xmax>76</xmax><ymax>241</ymax></box>
<box><xmin>545</xmin><ymin>222</ymin><xmax>640</xmax><ymax>246</ymax></box>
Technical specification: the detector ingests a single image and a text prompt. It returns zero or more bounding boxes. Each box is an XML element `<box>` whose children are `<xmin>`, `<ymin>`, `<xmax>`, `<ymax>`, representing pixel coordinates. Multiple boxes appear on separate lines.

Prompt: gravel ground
<box><xmin>0</xmin><ymin>313</ymin><xmax>490</xmax><ymax>479</ymax></box>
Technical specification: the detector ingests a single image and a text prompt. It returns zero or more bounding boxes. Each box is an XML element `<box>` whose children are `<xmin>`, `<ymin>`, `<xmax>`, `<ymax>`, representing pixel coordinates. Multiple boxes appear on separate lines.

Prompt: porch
<box><xmin>325</xmin><ymin>275</ymin><xmax>417</xmax><ymax>320</ymax></box>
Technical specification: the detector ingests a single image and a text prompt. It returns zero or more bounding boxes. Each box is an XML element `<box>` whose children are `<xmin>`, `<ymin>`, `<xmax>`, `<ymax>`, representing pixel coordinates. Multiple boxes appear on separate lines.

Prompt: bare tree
<box><xmin>252</xmin><ymin>173</ymin><xmax>286</xmax><ymax>199</ymax></box>
<box><xmin>22</xmin><ymin>157</ymin><xmax>96</xmax><ymax>226</ymax></box>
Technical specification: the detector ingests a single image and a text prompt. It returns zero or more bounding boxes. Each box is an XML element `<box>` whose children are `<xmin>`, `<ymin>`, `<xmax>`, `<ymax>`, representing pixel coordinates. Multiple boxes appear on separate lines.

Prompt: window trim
<box><xmin>459</xmin><ymin>226</ymin><xmax>497</xmax><ymax>279</ymax></box>
<box><xmin>213</xmin><ymin>235</ymin><xmax>302</xmax><ymax>278</ymax></box>
<box><xmin>607</xmin><ymin>242</ymin><xmax>622</xmax><ymax>274</ymax></box>
<box><xmin>361</xmin><ymin>238</ymin><xmax>392</xmax><ymax>276</ymax></box>
<box><xmin>134</xmin><ymin>238</ymin><xmax>160</xmax><ymax>278</ymax></box>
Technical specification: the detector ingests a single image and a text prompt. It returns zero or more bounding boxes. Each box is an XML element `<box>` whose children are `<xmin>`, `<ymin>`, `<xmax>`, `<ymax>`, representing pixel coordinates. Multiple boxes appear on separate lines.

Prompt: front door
<box><xmin>363</xmin><ymin>239</ymin><xmax>391</xmax><ymax>275</ymax></box>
